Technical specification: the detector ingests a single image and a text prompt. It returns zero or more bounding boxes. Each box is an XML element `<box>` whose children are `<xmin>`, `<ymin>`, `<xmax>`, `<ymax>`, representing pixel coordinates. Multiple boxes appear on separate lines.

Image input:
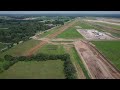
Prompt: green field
<box><xmin>79</xmin><ymin>21</ymin><xmax>95</xmax><ymax>29</ymax></box>
<box><xmin>96</xmin><ymin>22</ymin><xmax>120</xmax><ymax>30</ymax></box>
<box><xmin>0</xmin><ymin>40</ymin><xmax>40</xmax><ymax>58</ymax></box>
<box><xmin>56</xmin><ymin>21</ymin><xmax>96</xmax><ymax>39</ymax></box>
<box><xmin>56</xmin><ymin>26</ymin><xmax>83</xmax><ymax>39</ymax></box>
<box><xmin>70</xmin><ymin>47</ymin><xmax>90</xmax><ymax>79</ymax></box>
<box><xmin>35</xmin><ymin>44</ymin><xmax>66</xmax><ymax>55</ymax></box>
<box><xmin>0</xmin><ymin>60</ymin><xmax>65</xmax><ymax>79</ymax></box>
<box><xmin>38</xmin><ymin>25</ymin><xmax>62</xmax><ymax>38</ymax></box>
<box><xmin>92</xmin><ymin>41</ymin><xmax>120</xmax><ymax>70</ymax></box>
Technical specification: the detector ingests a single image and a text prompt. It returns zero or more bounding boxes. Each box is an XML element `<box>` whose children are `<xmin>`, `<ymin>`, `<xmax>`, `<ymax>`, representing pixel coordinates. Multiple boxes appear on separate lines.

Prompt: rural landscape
<box><xmin>0</xmin><ymin>11</ymin><xmax>120</xmax><ymax>79</ymax></box>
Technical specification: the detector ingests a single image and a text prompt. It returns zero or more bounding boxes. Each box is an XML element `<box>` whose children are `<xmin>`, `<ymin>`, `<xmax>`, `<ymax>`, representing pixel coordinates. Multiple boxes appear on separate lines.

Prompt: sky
<box><xmin>0</xmin><ymin>11</ymin><xmax>120</xmax><ymax>14</ymax></box>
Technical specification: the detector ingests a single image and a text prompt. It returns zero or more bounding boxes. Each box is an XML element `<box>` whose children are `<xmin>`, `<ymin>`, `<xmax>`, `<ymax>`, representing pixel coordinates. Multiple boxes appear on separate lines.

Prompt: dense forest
<box><xmin>0</xmin><ymin>17</ymin><xmax>69</xmax><ymax>44</ymax></box>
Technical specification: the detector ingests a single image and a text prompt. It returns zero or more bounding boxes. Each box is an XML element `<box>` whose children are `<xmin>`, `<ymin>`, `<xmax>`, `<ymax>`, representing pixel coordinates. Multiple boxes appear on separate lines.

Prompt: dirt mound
<box><xmin>74</xmin><ymin>40</ymin><xmax>120</xmax><ymax>79</ymax></box>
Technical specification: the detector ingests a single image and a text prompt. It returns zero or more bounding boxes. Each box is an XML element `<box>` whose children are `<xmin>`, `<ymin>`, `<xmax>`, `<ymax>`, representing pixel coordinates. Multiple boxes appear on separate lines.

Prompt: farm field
<box><xmin>0</xmin><ymin>60</ymin><xmax>65</xmax><ymax>79</ymax></box>
<box><xmin>35</xmin><ymin>44</ymin><xmax>66</xmax><ymax>55</ymax></box>
<box><xmin>0</xmin><ymin>40</ymin><xmax>40</xmax><ymax>58</ymax></box>
<box><xmin>92</xmin><ymin>41</ymin><xmax>120</xmax><ymax>70</ymax></box>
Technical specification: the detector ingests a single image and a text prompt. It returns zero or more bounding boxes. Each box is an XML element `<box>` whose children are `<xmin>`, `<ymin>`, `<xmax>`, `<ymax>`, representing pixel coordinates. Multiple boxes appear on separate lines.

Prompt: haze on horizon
<box><xmin>0</xmin><ymin>11</ymin><xmax>120</xmax><ymax>14</ymax></box>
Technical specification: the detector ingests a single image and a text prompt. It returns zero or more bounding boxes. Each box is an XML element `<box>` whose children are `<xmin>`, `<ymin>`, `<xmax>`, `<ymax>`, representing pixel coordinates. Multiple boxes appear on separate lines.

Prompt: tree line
<box><xmin>0</xmin><ymin>53</ymin><xmax>77</xmax><ymax>79</ymax></box>
<box><xmin>0</xmin><ymin>20</ymin><xmax>54</xmax><ymax>44</ymax></box>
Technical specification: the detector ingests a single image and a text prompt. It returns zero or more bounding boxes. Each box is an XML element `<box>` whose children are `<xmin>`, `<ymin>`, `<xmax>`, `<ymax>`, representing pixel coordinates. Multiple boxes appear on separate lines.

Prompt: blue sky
<box><xmin>0</xmin><ymin>11</ymin><xmax>120</xmax><ymax>14</ymax></box>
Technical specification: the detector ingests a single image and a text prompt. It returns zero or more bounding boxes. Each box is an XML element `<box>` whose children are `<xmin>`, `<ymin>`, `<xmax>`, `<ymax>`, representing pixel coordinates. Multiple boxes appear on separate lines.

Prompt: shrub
<box><xmin>4</xmin><ymin>55</ymin><xmax>14</xmax><ymax>61</ymax></box>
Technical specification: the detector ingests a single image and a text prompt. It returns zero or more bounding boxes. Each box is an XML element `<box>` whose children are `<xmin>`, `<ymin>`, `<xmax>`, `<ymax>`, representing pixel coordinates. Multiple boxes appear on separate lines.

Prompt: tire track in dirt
<box><xmin>74</xmin><ymin>40</ymin><xmax>120</xmax><ymax>79</ymax></box>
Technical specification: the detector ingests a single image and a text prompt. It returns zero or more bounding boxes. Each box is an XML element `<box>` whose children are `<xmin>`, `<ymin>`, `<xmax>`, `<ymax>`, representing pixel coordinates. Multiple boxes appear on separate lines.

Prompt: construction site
<box><xmin>77</xmin><ymin>29</ymin><xmax>114</xmax><ymax>40</ymax></box>
<box><xmin>0</xmin><ymin>15</ymin><xmax>120</xmax><ymax>79</ymax></box>
<box><xmin>29</xmin><ymin>17</ymin><xmax>120</xmax><ymax>79</ymax></box>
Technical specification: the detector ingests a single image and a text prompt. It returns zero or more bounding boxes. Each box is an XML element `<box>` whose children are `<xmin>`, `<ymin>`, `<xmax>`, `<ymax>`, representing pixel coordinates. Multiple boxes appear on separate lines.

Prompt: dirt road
<box><xmin>64</xmin><ymin>45</ymin><xmax>86</xmax><ymax>79</ymax></box>
<box><xmin>25</xmin><ymin>19</ymin><xmax>79</xmax><ymax>56</ymax></box>
<box><xmin>74</xmin><ymin>40</ymin><xmax>120</xmax><ymax>79</ymax></box>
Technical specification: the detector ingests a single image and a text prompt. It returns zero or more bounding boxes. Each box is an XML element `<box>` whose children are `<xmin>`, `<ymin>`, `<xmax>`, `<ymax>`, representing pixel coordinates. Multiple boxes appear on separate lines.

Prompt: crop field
<box><xmin>92</xmin><ymin>41</ymin><xmax>120</xmax><ymax>70</ymax></box>
<box><xmin>0</xmin><ymin>40</ymin><xmax>40</xmax><ymax>58</ymax></box>
<box><xmin>35</xmin><ymin>44</ymin><xmax>66</xmax><ymax>55</ymax></box>
<box><xmin>0</xmin><ymin>60</ymin><xmax>65</xmax><ymax>79</ymax></box>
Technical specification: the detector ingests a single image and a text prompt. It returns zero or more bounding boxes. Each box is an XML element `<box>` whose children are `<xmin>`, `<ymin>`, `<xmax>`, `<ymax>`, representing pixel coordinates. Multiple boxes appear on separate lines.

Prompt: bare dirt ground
<box><xmin>25</xmin><ymin>19</ymin><xmax>79</xmax><ymax>56</ymax></box>
<box><xmin>64</xmin><ymin>45</ymin><xmax>86</xmax><ymax>79</ymax></box>
<box><xmin>84</xmin><ymin>21</ymin><xmax>120</xmax><ymax>40</ymax></box>
<box><xmin>77</xmin><ymin>29</ymin><xmax>115</xmax><ymax>40</ymax></box>
<box><xmin>74</xmin><ymin>40</ymin><xmax>120</xmax><ymax>79</ymax></box>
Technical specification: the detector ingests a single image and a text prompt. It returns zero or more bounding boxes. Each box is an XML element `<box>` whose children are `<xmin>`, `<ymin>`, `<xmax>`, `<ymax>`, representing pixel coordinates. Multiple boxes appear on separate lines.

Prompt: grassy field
<box><xmin>92</xmin><ymin>41</ymin><xmax>120</xmax><ymax>70</ymax></box>
<box><xmin>0</xmin><ymin>39</ymin><xmax>40</xmax><ymax>58</ymax></box>
<box><xmin>38</xmin><ymin>20</ymin><xmax>75</xmax><ymax>38</ymax></box>
<box><xmin>96</xmin><ymin>22</ymin><xmax>120</xmax><ymax>30</ymax></box>
<box><xmin>79</xmin><ymin>21</ymin><xmax>95</xmax><ymax>29</ymax></box>
<box><xmin>56</xmin><ymin>21</ymin><xmax>96</xmax><ymax>39</ymax></box>
<box><xmin>38</xmin><ymin>25</ymin><xmax>62</xmax><ymax>38</ymax></box>
<box><xmin>56</xmin><ymin>21</ymin><xmax>85</xmax><ymax>39</ymax></box>
<box><xmin>35</xmin><ymin>44</ymin><xmax>66</xmax><ymax>55</ymax></box>
<box><xmin>0</xmin><ymin>60</ymin><xmax>65</xmax><ymax>79</ymax></box>
<box><xmin>56</xmin><ymin>26</ymin><xmax>83</xmax><ymax>39</ymax></box>
<box><xmin>70</xmin><ymin>47</ymin><xmax>90</xmax><ymax>79</ymax></box>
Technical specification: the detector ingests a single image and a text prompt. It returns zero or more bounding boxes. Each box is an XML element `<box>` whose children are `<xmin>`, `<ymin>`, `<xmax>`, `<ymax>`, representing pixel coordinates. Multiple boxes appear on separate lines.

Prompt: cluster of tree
<box><xmin>44</xmin><ymin>20</ymin><xmax>64</xmax><ymax>25</ymax></box>
<box><xmin>0</xmin><ymin>20</ymin><xmax>53</xmax><ymax>44</ymax></box>
<box><xmin>64</xmin><ymin>55</ymin><xmax>77</xmax><ymax>79</ymax></box>
<box><xmin>2</xmin><ymin>53</ymin><xmax>76</xmax><ymax>79</ymax></box>
<box><xmin>0</xmin><ymin>55</ymin><xmax>18</xmax><ymax>73</ymax></box>
<box><xmin>0</xmin><ymin>43</ymin><xmax>13</xmax><ymax>52</ymax></box>
<box><xmin>16</xmin><ymin>53</ymin><xmax>69</xmax><ymax>62</ymax></box>
<box><xmin>52</xmin><ymin>20</ymin><xmax>64</xmax><ymax>25</ymax></box>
